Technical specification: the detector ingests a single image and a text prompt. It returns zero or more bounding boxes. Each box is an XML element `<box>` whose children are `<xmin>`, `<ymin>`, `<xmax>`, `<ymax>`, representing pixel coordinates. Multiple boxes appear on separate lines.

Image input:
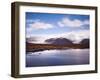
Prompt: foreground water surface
<box><xmin>26</xmin><ymin>49</ymin><xmax>89</xmax><ymax>67</ymax></box>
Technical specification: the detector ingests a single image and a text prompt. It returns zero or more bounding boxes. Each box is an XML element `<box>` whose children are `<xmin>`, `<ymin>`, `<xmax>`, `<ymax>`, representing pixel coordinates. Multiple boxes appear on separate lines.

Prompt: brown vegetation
<box><xmin>26</xmin><ymin>43</ymin><xmax>89</xmax><ymax>52</ymax></box>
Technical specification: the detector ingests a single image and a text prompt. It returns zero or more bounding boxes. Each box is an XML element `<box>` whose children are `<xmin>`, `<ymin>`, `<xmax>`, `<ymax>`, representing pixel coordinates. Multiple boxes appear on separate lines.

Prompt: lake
<box><xmin>26</xmin><ymin>49</ymin><xmax>89</xmax><ymax>67</ymax></box>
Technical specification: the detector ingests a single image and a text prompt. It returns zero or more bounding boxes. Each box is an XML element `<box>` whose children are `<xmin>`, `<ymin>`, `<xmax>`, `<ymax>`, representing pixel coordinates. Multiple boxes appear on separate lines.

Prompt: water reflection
<box><xmin>26</xmin><ymin>49</ymin><xmax>89</xmax><ymax>67</ymax></box>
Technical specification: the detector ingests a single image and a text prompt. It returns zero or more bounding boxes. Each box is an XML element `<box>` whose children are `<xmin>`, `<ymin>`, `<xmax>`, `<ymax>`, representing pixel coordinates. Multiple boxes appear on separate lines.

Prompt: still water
<box><xmin>26</xmin><ymin>49</ymin><xmax>89</xmax><ymax>67</ymax></box>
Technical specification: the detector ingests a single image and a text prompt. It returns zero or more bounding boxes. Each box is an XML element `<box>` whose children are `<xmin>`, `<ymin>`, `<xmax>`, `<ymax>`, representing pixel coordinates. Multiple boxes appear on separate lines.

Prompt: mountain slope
<box><xmin>45</xmin><ymin>38</ymin><xmax>73</xmax><ymax>45</ymax></box>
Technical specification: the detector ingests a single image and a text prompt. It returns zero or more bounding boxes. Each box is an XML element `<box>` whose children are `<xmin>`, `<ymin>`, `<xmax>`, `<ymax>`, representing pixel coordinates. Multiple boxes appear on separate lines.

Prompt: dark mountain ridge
<box><xmin>45</xmin><ymin>37</ymin><xmax>73</xmax><ymax>46</ymax></box>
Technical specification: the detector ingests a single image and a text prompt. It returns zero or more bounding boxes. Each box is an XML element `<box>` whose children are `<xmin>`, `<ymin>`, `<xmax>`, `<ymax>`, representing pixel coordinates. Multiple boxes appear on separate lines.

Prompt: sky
<box><xmin>26</xmin><ymin>12</ymin><xmax>90</xmax><ymax>43</ymax></box>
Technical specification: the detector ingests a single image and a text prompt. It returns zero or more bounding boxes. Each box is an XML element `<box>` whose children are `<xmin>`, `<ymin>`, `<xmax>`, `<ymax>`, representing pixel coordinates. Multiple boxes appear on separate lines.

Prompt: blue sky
<box><xmin>26</xmin><ymin>12</ymin><xmax>90</xmax><ymax>43</ymax></box>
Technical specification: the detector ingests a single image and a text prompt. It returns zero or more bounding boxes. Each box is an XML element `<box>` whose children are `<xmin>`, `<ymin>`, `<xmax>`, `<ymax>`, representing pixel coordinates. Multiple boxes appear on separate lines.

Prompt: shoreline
<box><xmin>26</xmin><ymin>43</ymin><xmax>89</xmax><ymax>53</ymax></box>
<box><xmin>26</xmin><ymin>48</ymin><xmax>89</xmax><ymax>53</ymax></box>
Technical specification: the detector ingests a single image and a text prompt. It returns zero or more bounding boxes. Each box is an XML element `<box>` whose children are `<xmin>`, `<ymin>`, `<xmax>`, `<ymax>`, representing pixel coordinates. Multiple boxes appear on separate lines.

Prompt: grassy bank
<box><xmin>26</xmin><ymin>43</ymin><xmax>89</xmax><ymax>52</ymax></box>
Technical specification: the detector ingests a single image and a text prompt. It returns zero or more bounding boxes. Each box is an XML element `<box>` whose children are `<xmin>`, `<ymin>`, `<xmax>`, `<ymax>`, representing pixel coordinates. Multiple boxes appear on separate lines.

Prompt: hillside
<box><xmin>45</xmin><ymin>38</ymin><xmax>73</xmax><ymax>45</ymax></box>
<box><xmin>26</xmin><ymin>38</ymin><xmax>89</xmax><ymax>52</ymax></box>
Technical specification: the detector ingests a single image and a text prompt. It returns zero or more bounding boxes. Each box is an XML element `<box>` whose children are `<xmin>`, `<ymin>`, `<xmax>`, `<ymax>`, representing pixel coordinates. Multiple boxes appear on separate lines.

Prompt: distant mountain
<box><xmin>80</xmin><ymin>39</ymin><xmax>89</xmax><ymax>44</ymax></box>
<box><xmin>45</xmin><ymin>38</ymin><xmax>73</xmax><ymax>45</ymax></box>
<box><xmin>80</xmin><ymin>39</ymin><xmax>89</xmax><ymax>48</ymax></box>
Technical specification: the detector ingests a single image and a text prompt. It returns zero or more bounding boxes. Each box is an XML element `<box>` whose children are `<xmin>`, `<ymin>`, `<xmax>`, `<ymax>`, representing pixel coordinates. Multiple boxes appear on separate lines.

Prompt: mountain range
<box><xmin>26</xmin><ymin>37</ymin><xmax>89</xmax><ymax>49</ymax></box>
<box><xmin>46</xmin><ymin>37</ymin><xmax>89</xmax><ymax>44</ymax></box>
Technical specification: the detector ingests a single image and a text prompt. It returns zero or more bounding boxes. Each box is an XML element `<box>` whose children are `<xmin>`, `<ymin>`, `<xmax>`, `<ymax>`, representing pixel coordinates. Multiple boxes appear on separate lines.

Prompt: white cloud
<box><xmin>65</xmin><ymin>30</ymin><xmax>90</xmax><ymax>43</ymax></box>
<box><xmin>58</xmin><ymin>18</ymin><xmax>89</xmax><ymax>27</ymax></box>
<box><xmin>26</xmin><ymin>20</ymin><xmax>54</xmax><ymax>37</ymax></box>
<box><xmin>28</xmin><ymin>20</ymin><xmax>53</xmax><ymax>30</ymax></box>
